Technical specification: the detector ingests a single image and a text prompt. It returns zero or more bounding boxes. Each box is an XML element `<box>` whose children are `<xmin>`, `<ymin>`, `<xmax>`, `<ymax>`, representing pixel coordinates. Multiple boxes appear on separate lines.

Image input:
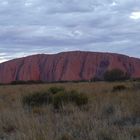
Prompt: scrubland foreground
<box><xmin>0</xmin><ymin>82</ymin><xmax>140</xmax><ymax>140</ymax></box>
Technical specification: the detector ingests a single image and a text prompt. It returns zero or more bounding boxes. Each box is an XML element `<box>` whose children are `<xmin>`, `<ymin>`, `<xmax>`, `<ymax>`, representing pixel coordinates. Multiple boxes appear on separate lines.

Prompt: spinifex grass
<box><xmin>0</xmin><ymin>81</ymin><xmax>139</xmax><ymax>140</ymax></box>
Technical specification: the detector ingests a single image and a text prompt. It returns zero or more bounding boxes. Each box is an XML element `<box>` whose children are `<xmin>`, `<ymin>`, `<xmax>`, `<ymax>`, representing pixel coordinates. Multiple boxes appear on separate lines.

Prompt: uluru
<box><xmin>0</xmin><ymin>51</ymin><xmax>140</xmax><ymax>84</ymax></box>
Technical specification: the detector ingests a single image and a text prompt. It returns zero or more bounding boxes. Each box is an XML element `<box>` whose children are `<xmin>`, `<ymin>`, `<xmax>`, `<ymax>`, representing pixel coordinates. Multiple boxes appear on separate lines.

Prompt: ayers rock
<box><xmin>0</xmin><ymin>51</ymin><xmax>140</xmax><ymax>83</ymax></box>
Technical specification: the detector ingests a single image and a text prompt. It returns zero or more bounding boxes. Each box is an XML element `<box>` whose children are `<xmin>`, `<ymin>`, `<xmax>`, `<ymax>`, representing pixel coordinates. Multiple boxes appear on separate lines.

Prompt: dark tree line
<box><xmin>104</xmin><ymin>69</ymin><xmax>130</xmax><ymax>81</ymax></box>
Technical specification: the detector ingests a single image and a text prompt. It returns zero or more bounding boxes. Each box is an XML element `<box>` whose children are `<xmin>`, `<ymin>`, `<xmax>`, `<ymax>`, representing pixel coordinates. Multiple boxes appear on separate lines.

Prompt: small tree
<box><xmin>104</xmin><ymin>69</ymin><xmax>129</xmax><ymax>81</ymax></box>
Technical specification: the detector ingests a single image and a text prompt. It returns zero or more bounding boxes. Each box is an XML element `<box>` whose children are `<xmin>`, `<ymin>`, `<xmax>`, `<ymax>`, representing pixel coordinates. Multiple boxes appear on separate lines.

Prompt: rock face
<box><xmin>0</xmin><ymin>51</ymin><xmax>140</xmax><ymax>83</ymax></box>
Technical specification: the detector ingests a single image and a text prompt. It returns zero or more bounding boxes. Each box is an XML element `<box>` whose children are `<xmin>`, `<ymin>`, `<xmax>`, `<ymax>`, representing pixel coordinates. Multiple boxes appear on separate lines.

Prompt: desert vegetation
<box><xmin>0</xmin><ymin>82</ymin><xmax>139</xmax><ymax>140</ymax></box>
<box><xmin>104</xmin><ymin>69</ymin><xmax>130</xmax><ymax>81</ymax></box>
<box><xmin>23</xmin><ymin>87</ymin><xmax>88</xmax><ymax>109</ymax></box>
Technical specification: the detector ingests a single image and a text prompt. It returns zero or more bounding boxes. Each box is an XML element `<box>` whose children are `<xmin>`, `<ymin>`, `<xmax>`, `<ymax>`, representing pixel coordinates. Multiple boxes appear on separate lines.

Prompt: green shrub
<box><xmin>22</xmin><ymin>87</ymin><xmax>88</xmax><ymax>109</ymax></box>
<box><xmin>53</xmin><ymin>92</ymin><xmax>68</xmax><ymax>109</ymax></box>
<box><xmin>23</xmin><ymin>92</ymin><xmax>52</xmax><ymax>107</ymax></box>
<box><xmin>69</xmin><ymin>90</ymin><xmax>88</xmax><ymax>106</ymax></box>
<box><xmin>48</xmin><ymin>86</ymin><xmax>65</xmax><ymax>94</ymax></box>
<box><xmin>53</xmin><ymin>90</ymin><xmax>88</xmax><ymax>109</ymax></box>
<box><xmin>104</xmin><ymin>69</ymin><xmax>129</xmax><ymax>81</ymax></box>
<box><xmin>112</xmin><ymin>85</ymin><xmax>127</xmax><ymax>92</ymax></box>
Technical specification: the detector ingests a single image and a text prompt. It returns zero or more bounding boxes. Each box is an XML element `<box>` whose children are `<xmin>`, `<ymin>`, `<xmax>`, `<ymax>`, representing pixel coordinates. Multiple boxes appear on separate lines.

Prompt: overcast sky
<box><xmin>0</xmin><ymin>0</ymin><xmax>140</xmax><ymax>62</ymax></box>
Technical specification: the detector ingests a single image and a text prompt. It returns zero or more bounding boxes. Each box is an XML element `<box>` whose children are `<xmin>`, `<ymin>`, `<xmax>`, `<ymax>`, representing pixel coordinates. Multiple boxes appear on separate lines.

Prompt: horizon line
<box><xmin>0</xmin><ymin>50</ymin><xmax>140</xmax><ymax>64</ymax></box>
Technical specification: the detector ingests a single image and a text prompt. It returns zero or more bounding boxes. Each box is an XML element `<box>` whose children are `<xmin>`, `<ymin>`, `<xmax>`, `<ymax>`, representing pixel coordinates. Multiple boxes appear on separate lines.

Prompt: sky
<box><xmin>0</xmin><ymin>0</ymin><xmax>140</xmax><ymax>62</ymax></box>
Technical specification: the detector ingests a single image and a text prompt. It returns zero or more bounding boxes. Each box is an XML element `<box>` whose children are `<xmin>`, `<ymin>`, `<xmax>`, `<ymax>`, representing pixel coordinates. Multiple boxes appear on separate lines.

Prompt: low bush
<box><xmin>69</xmin><ymin>90</ymin><xmax>88</xmax><ymax>106</ymax></box>
<box><xmin>53</xmin><ymin>92</ymin><xmax>68</xmax><ymax>109</ymax></box>
<box><xmin>22</xmin><ymin>92</ymin><xmax>52</xmax><ymax>107</ymax></box>
<box><xmin>53</xmin><ymin>90</ymin><xmax>88</xmax><ymax>109</ymax></box>
<box><xmin>22</xmin><ymin>87</ymin><xmax>88</xmax><ymax>109</ymax></box>
<box><xmin>48</xmin><ymin>86</ymin><xmax>65</xmax><ymax>94</ymax></box>
<box><xmin>104</xmin><ymin>69</ymin><xmax>130</xmax><ymax>81</ymax></box>
<box><xmin>112</xmin><ymin>85</ymin><xmax>127</xmax><ymax>92</ymax></box>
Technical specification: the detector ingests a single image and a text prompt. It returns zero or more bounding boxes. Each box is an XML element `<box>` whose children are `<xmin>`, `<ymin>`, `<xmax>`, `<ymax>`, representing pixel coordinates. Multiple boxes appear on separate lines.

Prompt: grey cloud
<box><xmin>0</xmin><ymin>0</ymin><xmax>140</xmax><ymax>62</ymax></box>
